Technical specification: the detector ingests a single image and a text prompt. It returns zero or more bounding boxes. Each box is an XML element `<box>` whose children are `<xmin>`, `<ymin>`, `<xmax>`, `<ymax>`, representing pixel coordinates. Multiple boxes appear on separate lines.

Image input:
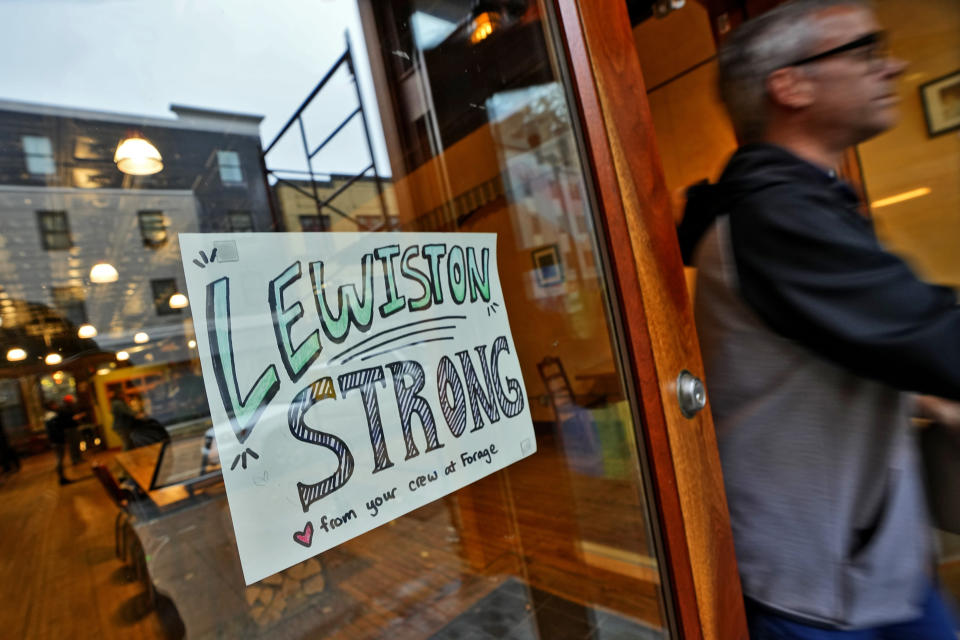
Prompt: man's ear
<box><xmin>766</xmin><ymin>67</ymin><xmax>815</xmax><ymax>109</ymax></box>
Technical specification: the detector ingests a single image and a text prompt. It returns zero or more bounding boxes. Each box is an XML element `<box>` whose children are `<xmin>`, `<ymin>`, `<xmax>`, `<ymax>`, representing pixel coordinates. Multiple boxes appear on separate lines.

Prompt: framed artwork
<box><xmin>531</xmin><ymin>244</ymin><xmax>564</xmax><ymax>287</ymax></box>
<box><xmin>920</xmin><ymin>69</ymin><xmax>960</xmax><ymax>137</ymax></box>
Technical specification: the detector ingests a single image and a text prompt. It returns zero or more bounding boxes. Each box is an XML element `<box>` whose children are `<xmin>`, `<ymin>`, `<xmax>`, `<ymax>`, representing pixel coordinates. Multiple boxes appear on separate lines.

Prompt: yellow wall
<box><xmin>633</xmin><ymin>2</ymin><xmax>738</xmax><ymax>299</ymax></box>
<box><xmin>93</xmin><ymin>363</ymin><xmax>174</xmax><ymax>448</ymax></box>
<box><xmin>632</xmin><ymin>2</ymin><xmax>717</xmax><ymax>90</ymax></box>
<box><xmin>634</xmin><ymin>0</ymin><xmax>960</xmax><ymax>295</ymax></box>
<box><xmin>278</xmin><ymin>177</ymin><xmax>400</xmax><ymax>232</ymax></box>
<box><xmin>633</xmin><ymin>2</ymin><xmax>738</xmax><ymax>220</ymax></box>
<box><xmin>860</xmin><ymin>0</ymin><xmax>960</xmax><ymax>286</ymax></box>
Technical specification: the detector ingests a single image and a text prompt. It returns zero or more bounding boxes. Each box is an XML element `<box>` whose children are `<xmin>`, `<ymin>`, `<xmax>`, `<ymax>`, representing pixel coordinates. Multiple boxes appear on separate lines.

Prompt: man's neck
<box><xmin>762</xmin><ymin>131</ymin><xmax>845</xmax><ymax>173</ymax></box>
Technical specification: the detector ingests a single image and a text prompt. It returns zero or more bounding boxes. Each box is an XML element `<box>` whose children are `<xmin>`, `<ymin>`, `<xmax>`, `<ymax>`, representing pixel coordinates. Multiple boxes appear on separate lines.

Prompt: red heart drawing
<box><xmin>293</xmin><ymin>521</ymin><xmax>313</xmax><ymax>548</ymax></box>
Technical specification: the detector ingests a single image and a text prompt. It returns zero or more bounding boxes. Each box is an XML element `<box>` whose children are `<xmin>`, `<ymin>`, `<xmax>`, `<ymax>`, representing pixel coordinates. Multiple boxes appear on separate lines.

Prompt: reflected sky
<box><xmin>0</xmin><ymin>0</ymin><xmax>390</xmax><ymax>176</ymax></box>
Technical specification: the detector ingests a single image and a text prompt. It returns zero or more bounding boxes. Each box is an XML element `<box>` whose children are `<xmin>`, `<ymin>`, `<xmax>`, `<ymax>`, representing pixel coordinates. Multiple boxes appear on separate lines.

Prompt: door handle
<box><xmin>676</xmin><ymin>370</ymin><xmax>706</xmax><ymax>418</ymax></box>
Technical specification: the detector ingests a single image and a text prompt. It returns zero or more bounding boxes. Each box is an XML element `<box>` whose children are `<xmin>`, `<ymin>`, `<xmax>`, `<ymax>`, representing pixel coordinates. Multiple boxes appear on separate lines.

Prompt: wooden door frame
<box><xmin>550</xmin><ymin>2</ymin><xmax>748</xmax><ymax>638</ymax></box>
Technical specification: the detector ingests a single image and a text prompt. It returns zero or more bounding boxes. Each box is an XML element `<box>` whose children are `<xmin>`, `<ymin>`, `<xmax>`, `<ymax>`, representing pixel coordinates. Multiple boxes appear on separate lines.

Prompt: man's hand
<box><xmin>915</xmin><ymin>395</ymin><xmax>960</xmax><ymax>430</ymax></box>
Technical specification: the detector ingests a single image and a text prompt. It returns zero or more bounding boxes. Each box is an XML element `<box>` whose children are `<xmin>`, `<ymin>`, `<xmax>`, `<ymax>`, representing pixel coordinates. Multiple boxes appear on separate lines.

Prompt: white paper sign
<box><xmin>179</xmin><ymin>232</ymin><xmax>536</xmax><ymax>584</ymax></box>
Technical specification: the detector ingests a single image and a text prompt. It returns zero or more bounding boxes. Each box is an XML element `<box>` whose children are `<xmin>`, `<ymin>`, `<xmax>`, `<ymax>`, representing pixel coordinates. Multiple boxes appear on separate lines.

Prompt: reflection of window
<box><xmin>37</xmin><ymin>210</ymin><xmax>72</xmax><ymax>250</ymax></box>
<box><xmin>22</xmin><ymin>135</ymin><xmax>55</xmax><ymax>175</ymax></box>
<box><xmin>355</xmin><ymin>214</ymin><xmax>383</xmax><ymax>229</ymax></box>
<box><xmin>228</xmin><ymin>210</ymin><xmax>254</xmax><ymax>232</ymax></box>
<box><xmin>299</xmin><ymin>215</ymin><xmax>330</xmax><ymax>232</ymax></box>
<box><xmin>138</xmin><ymin>211</ymin><xmax>168</xmax><ymax>247</ymax></box>
<box><xmin>532</xmin><ymin>244</ymin><xmax>564</xmax><ymax>287</ymax></box>
<box><xmin>52</xmin><ymin>286</ymin><xmax>87</xmax><ymax>326</ymax></box>
<box><xmin>73</xmin><ymin>135</ymin><xmax>112</xmax><ymax>161</ymax></box>
<box><xmin>217</xmin><ymin>150</ymin><xmax>243</xmax><ymax>184</ymax></box>
<box><xmin>150</xmin><ymin>278</ymin><xmax>180</xmax><ymax>316</ymax></box>
<box><xmin>410</xmin><ymin>11</ymin><xmax>457</xmax><ymax>50</ymax></box>
<box><xmin>72</xmin><ymin>167</ymin><xmax>114</xmax><ymax>189</ymax></box>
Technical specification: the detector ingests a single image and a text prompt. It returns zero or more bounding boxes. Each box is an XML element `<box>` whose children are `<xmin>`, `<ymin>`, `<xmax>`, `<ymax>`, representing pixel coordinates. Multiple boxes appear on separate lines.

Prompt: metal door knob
<box><xmin>677</xmin><ymin>370</ymin><xmax>706</xmax><ymax>418</ymax></box>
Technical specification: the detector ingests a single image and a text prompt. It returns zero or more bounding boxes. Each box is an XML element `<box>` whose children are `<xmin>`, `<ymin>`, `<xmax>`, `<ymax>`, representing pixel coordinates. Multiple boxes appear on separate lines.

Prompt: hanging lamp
<box><xmin>114</xmin><ymin>134</ymin><xmax>163</xmax><ymax>176</ymax></box>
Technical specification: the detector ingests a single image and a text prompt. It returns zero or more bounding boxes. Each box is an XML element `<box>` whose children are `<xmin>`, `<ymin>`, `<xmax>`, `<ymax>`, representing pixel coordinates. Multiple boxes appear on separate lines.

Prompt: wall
<box><xmin>634</xmin><ymin>0</ymin><xmax>960</xmax><ymax>293</ymax></box>
<box><xmin>633</xmin><ymin>2</ymin><xmax>738</xmax><ymax>299</ymax></box>
<box><xmin>859</xmin><ymin>0</ymin><xmax>960</xmax><ymax>287</ymax></box>
<box><xmin>276</xmin><ymin>176</ymin><xmax>399</xmax><ymax>232</ymax></box>
<box><xmin>633</xmin><ymin>2</ymin><xmax>738</xmax><ymax>220</ymax></box>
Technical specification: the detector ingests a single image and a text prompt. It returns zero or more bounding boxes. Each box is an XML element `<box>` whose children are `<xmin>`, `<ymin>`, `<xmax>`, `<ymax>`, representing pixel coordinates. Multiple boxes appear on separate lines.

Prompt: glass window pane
<box><xmin>0</xmin><ymin>2</ymin><xmax>674</xmax><ymax>638</ymax></box>
<box><xmin>218</xmin><ymin>150</ymin><xmax>244</xmax><ymax>183</ymax></box>
<box><xmin>22</xmin><ymin>135</ymin><xmax>56</xmax><ymax>175</ymax></box>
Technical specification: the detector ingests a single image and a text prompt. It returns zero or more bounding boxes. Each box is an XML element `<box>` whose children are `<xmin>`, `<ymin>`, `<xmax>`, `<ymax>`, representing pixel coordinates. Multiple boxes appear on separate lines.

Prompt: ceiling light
<box><xmin>470</xmin><ymin>11</ymin><xmax>501</xmax><ymax>44</ymax></box>
<box><xmin>45</xmin><ymin>353</ymin><xmax>62</xmax><ymax>366</ymax></box>
<box><xmin>77</xmin><ymin>323</ymin><xmax>98</xmax><ymax>339</ymax></box>
<box><xmin>169</xmin><ymin>293</ymin><xmax>189</xmax><ymax>309</ymax></box>
<box><xmin>90</xmin><ymin>262</ymin><xmax>119</xmax><ymax>283</ymax></box>
<box><xmin>134</xmin><ymin>332</ymin><xmax>149</xmax><ymax>344</ymax></box>
<box><xmin>6</xmin><ymin>348</ymin><xmax>26</xmax><ymax>362</ymax></box>
<box><xmin>114</xmin><ymin>136</ymin><xmax>163</xmax><ymax>176</ymax></box>
<box><xmin>188</xmin><ymin>339</ymin><xmax>197</xmax><ymax>349</ymax></box>
<box><xmin>116</xmin><ymin>350</ymin><xmax>130</xmax><ymax>361</ymax></box>
<box><xmin>871</xmin><ymin>187</ymin><xmax>931</xmax><ymax>209</ymax></box>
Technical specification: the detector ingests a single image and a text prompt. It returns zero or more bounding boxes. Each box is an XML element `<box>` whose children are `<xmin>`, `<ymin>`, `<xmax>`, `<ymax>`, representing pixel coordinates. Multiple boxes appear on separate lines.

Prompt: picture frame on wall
<box><xmin>531</xmin><ymin>244</ymin><xmax>564</xmax><ymax>287</ymax></box>
<box><xmin>920</xmin><ymin>69</ymin><xmax>960</xmax><ymax>137</ymax></box>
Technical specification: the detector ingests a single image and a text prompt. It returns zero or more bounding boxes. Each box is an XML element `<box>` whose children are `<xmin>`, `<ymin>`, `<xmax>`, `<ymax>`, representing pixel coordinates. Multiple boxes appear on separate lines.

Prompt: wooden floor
<box><xmin>0</xmin><ymin>451</ymin><xmax>180</xmax><ymax>640</ymax></box>
<box><xmin>0</xmin><ymin>433</ymin><xmax>667</xmax><ymax>639</ymax></box>
<box><xmin>2</xmin><ymin>438</ymin><xmax>956</xmax><ymax>639</ymax></box>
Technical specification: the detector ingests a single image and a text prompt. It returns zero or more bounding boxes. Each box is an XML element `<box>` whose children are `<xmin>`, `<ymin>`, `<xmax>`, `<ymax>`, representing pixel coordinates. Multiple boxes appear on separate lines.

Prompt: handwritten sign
<box><xmin>179</xmin><ymin>232</ymin><xmax>536</xmax><ymax>584</ymax></box>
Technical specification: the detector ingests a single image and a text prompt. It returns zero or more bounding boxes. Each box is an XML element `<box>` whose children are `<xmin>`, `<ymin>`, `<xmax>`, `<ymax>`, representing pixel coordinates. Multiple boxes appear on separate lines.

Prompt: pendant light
<box><xmin>77</xmin><ymin>323</ymin><xmax>98</xmax><ymax>339</ymax></box>
<box><xmin>114</xmin><ymin>135</ymin><xmax>163</xmax><ymax>176</ymax></box>
<box><xmin>90</xmin><ymin>262</ymin><xmax>119</xmax><ymax>283</ymax></box>
<box><xmin>169</xmin><ymin>293</ymin><xmax>188</xmax><ymax>309</ymax></box>
<box><xmin>470</xmin><ymin>9</ymin><xmax>501</xmax><ymax>43</ymax></box>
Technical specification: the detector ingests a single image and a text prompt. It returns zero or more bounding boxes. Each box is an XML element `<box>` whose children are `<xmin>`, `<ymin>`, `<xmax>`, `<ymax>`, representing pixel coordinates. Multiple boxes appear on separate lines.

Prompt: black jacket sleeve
<box><xmin>729</xmin><ymin>185</ymin><xmax>960</xmax><ymax>400</ymax></box>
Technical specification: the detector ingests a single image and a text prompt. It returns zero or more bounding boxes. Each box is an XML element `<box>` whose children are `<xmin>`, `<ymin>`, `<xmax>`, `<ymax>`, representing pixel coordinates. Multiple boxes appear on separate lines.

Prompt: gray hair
<box><xmin>717</xmin><ymin>0</ymin><xmax>870</xmax><ymax>141</ymax></box>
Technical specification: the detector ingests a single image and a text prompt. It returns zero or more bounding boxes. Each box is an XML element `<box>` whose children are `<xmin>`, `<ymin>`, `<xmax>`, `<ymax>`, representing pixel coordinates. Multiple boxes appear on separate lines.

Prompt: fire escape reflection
<box><xmin>262</xmin><ymin>35</ymin><xmax>391</xmax><ymax>231</ymax></box>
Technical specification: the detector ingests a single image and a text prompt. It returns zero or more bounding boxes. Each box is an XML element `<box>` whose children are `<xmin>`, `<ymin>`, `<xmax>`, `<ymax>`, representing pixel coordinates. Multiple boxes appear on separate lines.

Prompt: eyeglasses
<box><xmin>787</xmin><ymin>31</ymin><xmax>890</xmax><ymax>69</ymax></box>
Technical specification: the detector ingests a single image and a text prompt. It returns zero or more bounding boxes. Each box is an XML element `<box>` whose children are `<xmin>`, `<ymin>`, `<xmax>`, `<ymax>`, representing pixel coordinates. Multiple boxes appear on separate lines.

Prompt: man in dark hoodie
<box><xmin>677</xmin><ymin>0</ymin><xmax>960</xmax><ymax>637</ymax></box>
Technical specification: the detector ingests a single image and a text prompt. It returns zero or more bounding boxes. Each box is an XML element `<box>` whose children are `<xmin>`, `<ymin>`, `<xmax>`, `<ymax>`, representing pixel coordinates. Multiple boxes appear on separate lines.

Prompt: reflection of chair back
<box><xmin>92</xmin><ymin>464</ymin><xmax>136</xmax><ymax>562</ymax></box>
<box><xmin>93</xmin><ymin>463</ymin><xmax>132</xmax><ymax>508</ymax></box>
<box><xmin>92</xmin><ymin>463</ymin><xmax>154</xmax><ymax>596</ymax></box>
<box><xmin>537</xmin><ymin>357</ymin><xmax>601</xmax><ymax>474</ymax></box>
<box><xmin>537</xmin><ymin>357</ymin><xmax>577</xmax><ymax>421</ymax></box>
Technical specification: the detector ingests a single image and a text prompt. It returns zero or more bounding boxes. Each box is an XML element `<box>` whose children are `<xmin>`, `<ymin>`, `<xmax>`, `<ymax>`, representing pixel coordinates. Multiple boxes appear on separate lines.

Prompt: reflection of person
<box><xmin>110</xmin><ymin>392</ymin><xmax>136</xmax><ymax>450</ymax></box>
<box><xmin>46</xmin><ymin>397</ymin><xmax>81</xmax><ymax>485</ymax></box>
<box><xmin>0</xmin><ymin>414</ymin><xmax>20</xmax><ymax>473</ymax></box>
<box><xmin>126</xmin><ymin>394</ymin><xmax>169</xmax><ymax>449</ymax></box>
<box><xmin>678</xmin><ymin>1</ymin><xmax>960</xmax><ymax>637</ymax></box>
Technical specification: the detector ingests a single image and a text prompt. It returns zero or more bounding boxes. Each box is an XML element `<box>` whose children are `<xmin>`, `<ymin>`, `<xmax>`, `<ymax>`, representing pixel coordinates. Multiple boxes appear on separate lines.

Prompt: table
<box><xmin>115</xmin><ymin>443</ymin><xmax>190</xmax><ymax>507</ymax></box>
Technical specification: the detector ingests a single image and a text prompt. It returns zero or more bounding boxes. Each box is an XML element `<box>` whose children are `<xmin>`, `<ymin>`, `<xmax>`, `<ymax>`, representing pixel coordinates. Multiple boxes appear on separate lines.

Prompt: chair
<box><xmin>92</xmin><ymin>464</ymin><xmax>134</xmax><ymax>559</ymax></box>
<box><xmin>537</xmin><ymin>357</ymin><xmax>602</xmax><ymax>474</ymax></box>
<box><xmin>92</xmin><ymin>464</ymin><xmax>157</xmax><ymax>604</ymax></box>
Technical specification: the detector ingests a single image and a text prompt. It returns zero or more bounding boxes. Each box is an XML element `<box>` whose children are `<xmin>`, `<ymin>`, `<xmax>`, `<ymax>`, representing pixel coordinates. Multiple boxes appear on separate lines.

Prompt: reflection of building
<box><xmin>275</xmin><ymin>174</ymin><xmax>399</xmax><ymax>232</ymax></box>
<box><xmin>0</xmin><ymin>100</ymin><xmax>274</xmax><ymax>445</ymax></box>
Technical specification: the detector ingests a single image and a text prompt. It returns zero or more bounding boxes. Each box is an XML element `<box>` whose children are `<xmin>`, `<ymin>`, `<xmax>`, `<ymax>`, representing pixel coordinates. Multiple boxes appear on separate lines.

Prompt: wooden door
<box><xmin>552</xmin><ymin>2</ymin><xmax>747</xmax><ymax>638</ymax></box>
